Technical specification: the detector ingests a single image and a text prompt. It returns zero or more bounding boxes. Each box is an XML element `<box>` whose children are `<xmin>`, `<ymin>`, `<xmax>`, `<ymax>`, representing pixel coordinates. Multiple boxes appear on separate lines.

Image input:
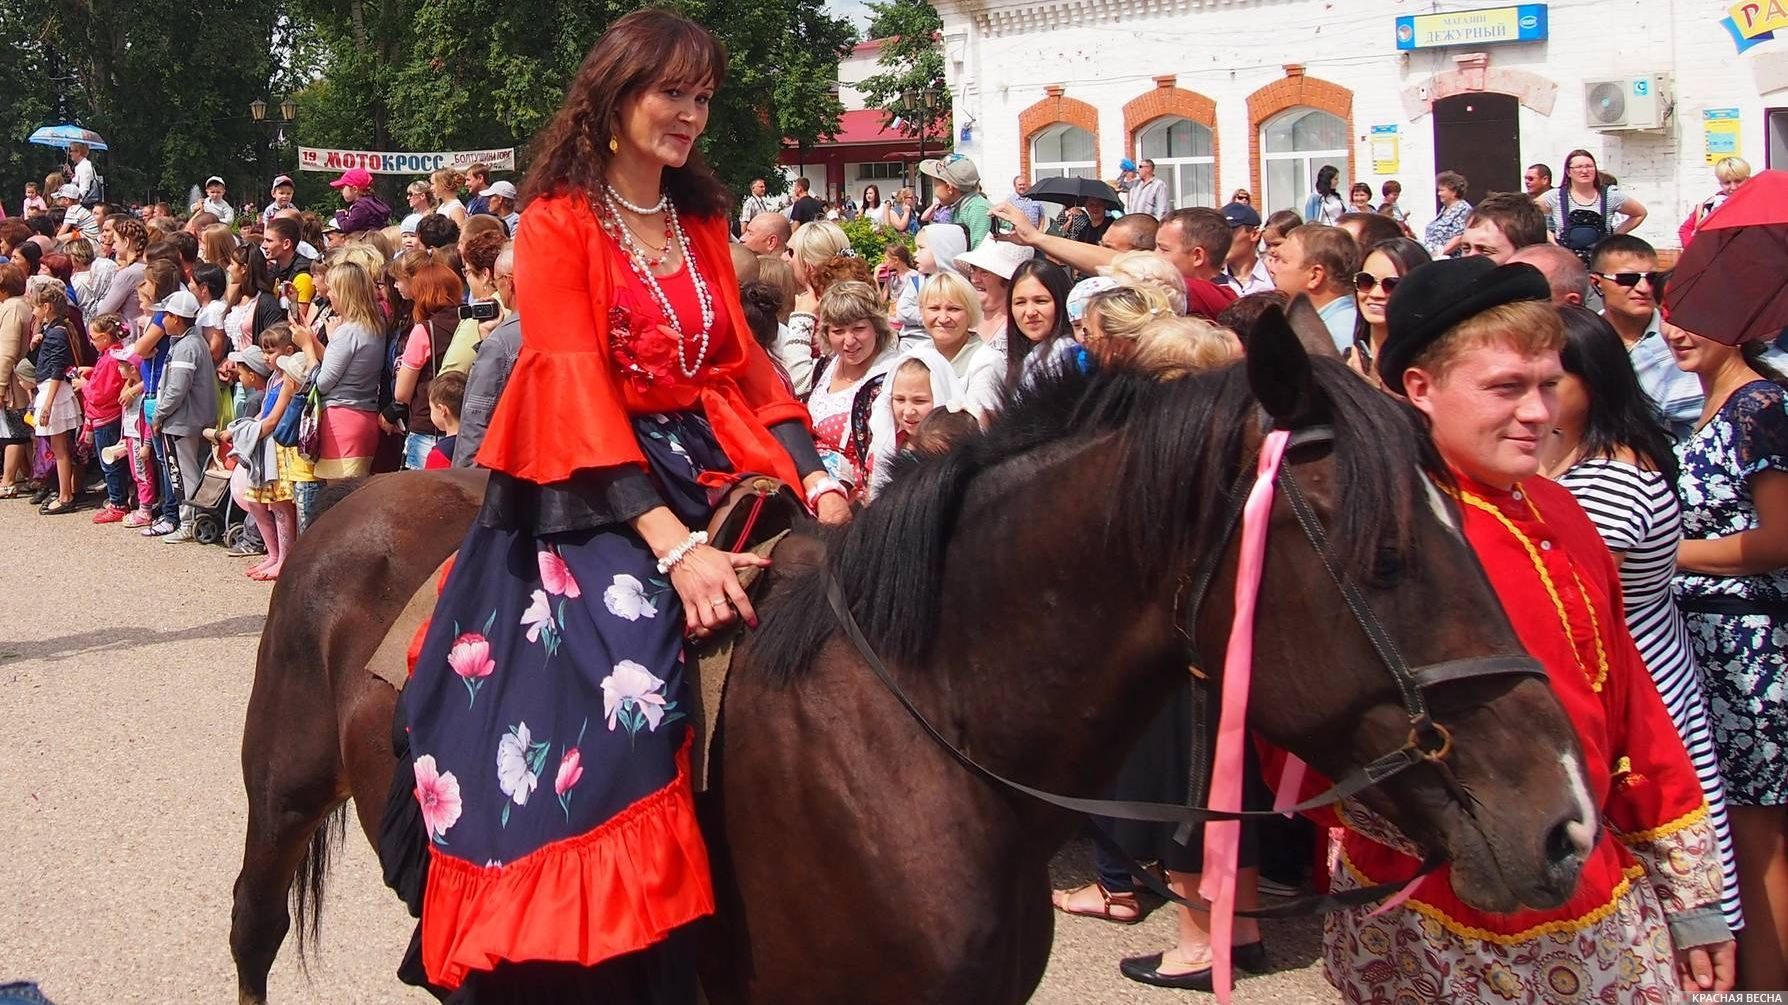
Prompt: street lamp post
<box><xmin>250</xmin><ymin>97</ymin><xmax>298</xmax><ymax>194</ymax></box>
<box><xmin>901</xmin><ymin>88</ymin><xmax>941</xmax><ymax>198</ymax></box>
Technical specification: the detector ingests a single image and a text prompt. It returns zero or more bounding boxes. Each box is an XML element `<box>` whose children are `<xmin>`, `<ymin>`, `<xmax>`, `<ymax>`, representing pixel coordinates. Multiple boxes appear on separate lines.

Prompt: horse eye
<box><xmin>1370</xmin><ymin>547</ymin><xmax>1404</xmax><ymax>587</ymax></box>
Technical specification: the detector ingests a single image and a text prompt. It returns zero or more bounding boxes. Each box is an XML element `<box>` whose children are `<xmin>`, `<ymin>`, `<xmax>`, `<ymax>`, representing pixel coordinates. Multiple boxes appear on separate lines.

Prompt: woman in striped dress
<box><xmin>1542</xmin><ymin>306</ymin><xmax>1742</xmax><ymax>929</ymax></box>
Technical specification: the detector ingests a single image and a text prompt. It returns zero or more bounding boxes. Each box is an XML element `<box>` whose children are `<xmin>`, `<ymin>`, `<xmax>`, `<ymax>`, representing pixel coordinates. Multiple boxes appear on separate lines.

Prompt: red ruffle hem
<box><xmin>418</xmin><ymin>740</ymin><xmax>714</xmax><ymax>989</ymax></box>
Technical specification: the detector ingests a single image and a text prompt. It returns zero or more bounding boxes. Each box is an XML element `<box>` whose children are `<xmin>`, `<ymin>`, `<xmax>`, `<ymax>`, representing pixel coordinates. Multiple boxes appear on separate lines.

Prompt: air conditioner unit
<box><xmin>1584</xmin><ymin>74</ymin><xmax>1671</xmax><ymax>131</ymax></box>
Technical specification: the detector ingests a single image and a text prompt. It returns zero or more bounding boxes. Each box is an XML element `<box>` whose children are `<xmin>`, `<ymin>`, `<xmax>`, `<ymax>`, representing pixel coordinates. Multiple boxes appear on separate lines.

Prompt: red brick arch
<box><xmin>1123</xmin><ymin>79</ymin><xmax>1220</xmax><ymax>201</ymax></box>
<box><xmin>1018</xmin><ymin>86</ymin><xmax>1101</xmax><ymax>182</ymax></box>
<box><xmin>1245</xmin><ymin>68</ymin><xmax>1354</xmax><ymax>207</ymax></box>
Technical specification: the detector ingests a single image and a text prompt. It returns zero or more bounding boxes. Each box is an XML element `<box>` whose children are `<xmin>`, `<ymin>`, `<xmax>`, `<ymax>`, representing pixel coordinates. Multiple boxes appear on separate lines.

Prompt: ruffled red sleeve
<box><xmin>475</xmin><ymin>195</ymin><xmax>648</xmax><ymax>482</ymax></box>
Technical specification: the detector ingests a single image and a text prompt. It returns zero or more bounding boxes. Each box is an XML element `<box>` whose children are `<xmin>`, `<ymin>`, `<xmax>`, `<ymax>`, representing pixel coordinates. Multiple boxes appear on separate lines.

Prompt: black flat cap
<box><xmin>1378</xmin><ymin>257</ymin><xmax>1551</xmax><ymax>393</ymax></box>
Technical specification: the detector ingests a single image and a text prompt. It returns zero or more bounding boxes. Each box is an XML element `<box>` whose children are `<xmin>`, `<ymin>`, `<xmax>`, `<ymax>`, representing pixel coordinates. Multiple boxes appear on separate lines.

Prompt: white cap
<box><xmin>479</xmin><ymin>181</ymin><xmax>518</xmax><ymax>201</ymax></box>
<box><xmin>153</xmin><ymin>290</ymin><xmax>201</xmax><ymax>319</ymax></box>
<box><xmin>206</xmin><ymin>175</ymin><xmax>226</xmax><ymax>188</ymax></box>
<box><xmin>55</xmin><ymin>184</ymin><xmax>81</xmax><ymax>200</ymax></box>
<box><xmin>952</xmin><ymin>236</ymin><xmax>1035</xmax><ymax>281</ymax></box>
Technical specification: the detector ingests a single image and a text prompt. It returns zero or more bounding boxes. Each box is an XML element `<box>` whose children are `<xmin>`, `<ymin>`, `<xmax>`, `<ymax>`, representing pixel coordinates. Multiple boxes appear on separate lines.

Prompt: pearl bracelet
<box><xmin>655</xmin><ymin>531</ymin><xmax>709</xmax><ymax>575</ymax></box>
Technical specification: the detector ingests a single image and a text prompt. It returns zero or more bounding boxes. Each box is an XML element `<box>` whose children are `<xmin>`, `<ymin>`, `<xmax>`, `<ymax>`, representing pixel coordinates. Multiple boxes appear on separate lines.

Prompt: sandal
<box><xmin>40</xmin><ymin>498</ymin><xmax>80</xmax><ymax>516</ymax></box>
<box><xmin>0</xmin><ymin>484</ymin><xmax>21</xmax><ymax>499</ymax></box>
<box><xmin>1051</xmin><ymin>883</ymin><xmax>1143</xmax><ymax>924</ymax></box>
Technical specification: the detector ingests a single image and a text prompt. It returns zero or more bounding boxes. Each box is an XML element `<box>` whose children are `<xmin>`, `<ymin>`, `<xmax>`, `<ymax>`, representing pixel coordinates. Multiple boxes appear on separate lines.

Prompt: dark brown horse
<box><xmin>232</xmin><ymin>311</ymin><xmax>1592</xmax><ymax>1005</ymax></box>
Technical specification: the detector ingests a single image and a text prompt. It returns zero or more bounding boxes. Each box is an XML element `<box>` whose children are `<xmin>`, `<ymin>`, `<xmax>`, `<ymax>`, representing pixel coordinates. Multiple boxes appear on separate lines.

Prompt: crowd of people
<box><xmin>0</xmin><ymin>154</ymin><xmax>517</xmax><ymax>578</ymax></box>
<box><xmin>3</xmin><ymin>11</ymin><xmax>1783</xmax><ymax>1002</ymax></box>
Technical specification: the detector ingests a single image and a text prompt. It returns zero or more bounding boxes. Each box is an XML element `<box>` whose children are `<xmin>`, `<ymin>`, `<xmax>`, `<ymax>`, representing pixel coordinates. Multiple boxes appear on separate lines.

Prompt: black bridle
<box><xmin>823</xmin><ymin>422</ymin><xmax>1548</xmax><ymax>915</ymax></box>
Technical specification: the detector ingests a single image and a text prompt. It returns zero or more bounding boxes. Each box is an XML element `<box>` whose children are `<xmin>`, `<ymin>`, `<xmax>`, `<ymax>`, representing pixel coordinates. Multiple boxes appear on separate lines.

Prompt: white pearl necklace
<box><xmin>604</xmin><ymin>183</ymin><xmax>669</xmax><ymax>216</ymax></box>
<box><xmin>597</xmin><ymin>187</ymin><xmax>715</xmax><ymax>379</ymax></box>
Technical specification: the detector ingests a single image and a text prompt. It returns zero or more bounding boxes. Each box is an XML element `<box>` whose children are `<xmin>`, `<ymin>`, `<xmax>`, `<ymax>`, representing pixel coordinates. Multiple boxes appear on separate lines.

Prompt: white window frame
<box><xmin>1259</xmin><ymin>107</ymin><xmax>1348</xmax><ymax>217</ymax></box>
<box><xmin>1135</xmin><ymin>116</ymin><xmax>1215</xmax><ymax>209</ymax></box>
<box><xmin>1030</xmin><ymin>123</ymin><xmax>1098</xmax><ymax>181</ymax></box>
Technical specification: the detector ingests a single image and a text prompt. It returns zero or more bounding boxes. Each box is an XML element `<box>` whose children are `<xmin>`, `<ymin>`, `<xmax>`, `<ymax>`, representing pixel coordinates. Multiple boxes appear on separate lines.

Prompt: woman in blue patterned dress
<box><xmin>1664</xmin><ymin>317</ymin><xmax>1788</xmax><ymax>991</ymax></box>
<box><xmin>377</xmin><ymin>11</ymin><xmax>851</xmax><ymax>1002</ymax></box>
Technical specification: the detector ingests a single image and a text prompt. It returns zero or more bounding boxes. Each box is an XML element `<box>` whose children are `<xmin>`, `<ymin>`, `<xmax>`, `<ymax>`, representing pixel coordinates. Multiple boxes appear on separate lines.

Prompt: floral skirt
<box><xmin>387</xmin><ymin>411</ymin><xmax>731</xmax><ymax>997</ymax></box>
<box><xmin>1685</xmin><ymin>608</ymin><xmax>1788</xmax><ymax>806</ymax></box>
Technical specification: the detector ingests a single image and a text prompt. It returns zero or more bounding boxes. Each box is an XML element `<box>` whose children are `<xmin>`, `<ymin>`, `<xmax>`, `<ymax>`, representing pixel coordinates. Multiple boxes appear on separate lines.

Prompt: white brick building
<box><xmin>928</xmin><ymin>0</ymin><xmax>1788</xmax><ymax>248</ymax></box>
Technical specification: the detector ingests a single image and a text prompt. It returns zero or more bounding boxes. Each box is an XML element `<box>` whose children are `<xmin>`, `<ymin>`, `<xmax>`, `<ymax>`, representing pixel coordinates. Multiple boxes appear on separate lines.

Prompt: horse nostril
<box><xmin>1545</xmin><ymin>816</ymin><xmax>1592</xmax><ymax>868</ymax></box>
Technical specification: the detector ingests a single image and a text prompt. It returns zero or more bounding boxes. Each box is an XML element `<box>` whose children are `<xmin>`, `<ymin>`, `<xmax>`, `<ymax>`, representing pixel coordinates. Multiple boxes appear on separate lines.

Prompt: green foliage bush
<box><xmin>840</xmin><ymin>216</ymin><xmax>911</xmax><ymax>268</ymax></box>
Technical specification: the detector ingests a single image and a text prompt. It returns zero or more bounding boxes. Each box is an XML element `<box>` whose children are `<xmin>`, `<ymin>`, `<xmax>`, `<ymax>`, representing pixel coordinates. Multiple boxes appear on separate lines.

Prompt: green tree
<box><xmin>855</xmin><ymin>0</ymin><xmax>947</xmax><ymax>154</ymax></box>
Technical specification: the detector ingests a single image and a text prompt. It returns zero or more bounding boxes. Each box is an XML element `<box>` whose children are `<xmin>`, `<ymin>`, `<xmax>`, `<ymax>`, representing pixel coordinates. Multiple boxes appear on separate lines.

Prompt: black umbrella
<box><xmin>1023</xmin><ymin>176</ymin><xmax>1122</xmax><ymax>206</ymax></box>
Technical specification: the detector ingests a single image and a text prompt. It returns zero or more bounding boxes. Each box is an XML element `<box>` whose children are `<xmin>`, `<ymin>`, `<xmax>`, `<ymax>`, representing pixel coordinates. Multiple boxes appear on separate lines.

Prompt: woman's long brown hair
<box><xmin>522</xmin><ymin>9</ymin><xmax>732</xmax><ymax>219</ymax></box>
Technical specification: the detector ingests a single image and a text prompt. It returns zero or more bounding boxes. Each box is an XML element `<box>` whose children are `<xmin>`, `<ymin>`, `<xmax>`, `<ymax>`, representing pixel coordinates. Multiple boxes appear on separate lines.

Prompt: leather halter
<box><xmin>822</xmin><ymin>421</ymin><xmax>1548</xmax><ymax>915</ymax></box>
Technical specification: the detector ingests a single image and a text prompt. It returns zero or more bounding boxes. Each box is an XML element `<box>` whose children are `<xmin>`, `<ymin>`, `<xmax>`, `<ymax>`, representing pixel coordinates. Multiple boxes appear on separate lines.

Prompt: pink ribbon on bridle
<box><xmin>1196</xmin><ymin>428</ymin><xmax>1290</xmax><ymax>1005</ymax></box>
<box><xmin>1194</xmin><ymin>430</ymin><xmax>1427</xmax><ymax>1001</ymax></box>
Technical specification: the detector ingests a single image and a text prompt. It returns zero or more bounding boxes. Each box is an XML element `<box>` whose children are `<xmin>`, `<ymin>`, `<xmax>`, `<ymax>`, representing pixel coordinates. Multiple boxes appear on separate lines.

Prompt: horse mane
<box><xmin>748</xmin><ymin>356</ymin><xmax>1444</xmax><ymax>682</ymax></box>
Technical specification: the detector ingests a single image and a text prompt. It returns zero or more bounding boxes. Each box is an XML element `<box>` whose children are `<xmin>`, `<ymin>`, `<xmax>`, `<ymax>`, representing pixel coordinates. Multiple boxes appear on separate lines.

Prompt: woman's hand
<box><xmin>793</xmin><ymin>288</ymin><xmax>819</xmax><ymax>316</ymax></box>
<box><xmin>669</xmin><ymin>545</ymin><xmax>771</xmax><ymax>635</ymax></box>
<box><xmin>1676</xmin><ymin>940</ymin><xmax>1735</xmax><ymax>994</ymax></box>
<box><xmin>815</xmin><ymin>492</ymin><xmax>851</xmax><ymax>526</ymax></box>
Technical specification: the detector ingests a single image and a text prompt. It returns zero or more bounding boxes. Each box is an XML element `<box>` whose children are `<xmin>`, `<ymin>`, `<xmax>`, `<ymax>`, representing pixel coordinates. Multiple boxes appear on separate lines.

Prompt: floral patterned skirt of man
<box><xmin>381</xmin><ymin>411</ymin><xmax>733</xmax><ymax>1002</ymax></box>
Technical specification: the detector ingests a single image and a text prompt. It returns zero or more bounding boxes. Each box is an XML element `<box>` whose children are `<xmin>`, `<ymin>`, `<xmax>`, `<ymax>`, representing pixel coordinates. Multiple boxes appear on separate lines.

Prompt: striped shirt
<box><xmin>1555</xmin><ymin>459</ymin><xmax>1743</xmax><ymax>928</ymax></box>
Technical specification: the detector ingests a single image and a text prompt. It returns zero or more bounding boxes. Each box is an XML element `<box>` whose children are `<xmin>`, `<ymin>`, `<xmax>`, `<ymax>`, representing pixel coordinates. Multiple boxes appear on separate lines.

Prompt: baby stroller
<box><xmin>186</xmin><ymin>451</ymin><xmax>248</xmax><ymax>548</ymax></box>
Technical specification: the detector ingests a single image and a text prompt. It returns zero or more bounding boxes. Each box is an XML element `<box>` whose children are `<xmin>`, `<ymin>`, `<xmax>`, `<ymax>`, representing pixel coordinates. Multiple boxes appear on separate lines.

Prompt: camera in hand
<box><xmin>990</xmin><ymin>215</ymin><xmax>1015</xmax><ymax>236</ymax></box>
<box><xmin>459</xmin><ymin>300</ymin><xmax>500</xmax><ymax>321</ymax></box>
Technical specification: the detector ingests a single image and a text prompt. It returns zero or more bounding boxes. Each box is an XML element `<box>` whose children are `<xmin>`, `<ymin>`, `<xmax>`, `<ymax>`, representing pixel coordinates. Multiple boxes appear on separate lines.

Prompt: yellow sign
<box><xmin>1704</xmin><ymin>108</ymin><xmax>1742</xmax><ymax>165</ymax></box>
<box><xmin>1370</xmin><ymin>125</ymin><xmax>1400</xmax><ymax>174</ymax></box>
<box><xmin>1729</xmin><ymin>0</ymin><xmax>1788</xmax><ymax>38</ymax></box>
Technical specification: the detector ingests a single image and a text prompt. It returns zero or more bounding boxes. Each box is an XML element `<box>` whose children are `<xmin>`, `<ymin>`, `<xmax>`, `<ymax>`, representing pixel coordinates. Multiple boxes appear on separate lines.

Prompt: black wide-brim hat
<box><xmin>1378</xmin><ymin>257</ymin><xmax>1552</xmax><ymax>393</ymax></box>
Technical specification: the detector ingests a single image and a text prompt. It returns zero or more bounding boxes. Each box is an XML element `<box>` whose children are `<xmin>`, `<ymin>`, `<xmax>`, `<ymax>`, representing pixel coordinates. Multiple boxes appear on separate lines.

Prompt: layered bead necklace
<box><xmin>598</xmin><ymin>182</ymin><xmax>715</xmax><ymax>378</ymax></box>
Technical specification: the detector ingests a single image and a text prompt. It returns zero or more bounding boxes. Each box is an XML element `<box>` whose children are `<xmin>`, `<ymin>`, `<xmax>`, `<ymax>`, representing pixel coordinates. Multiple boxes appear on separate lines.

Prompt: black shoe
<box><xmin>1118</xmin><ymin>943</ymin><xmax>1269</xmax><ymax>991</ymax></box>
<box><xmin>30</xmin><ymin>485</ymin><xmax>53</xmax><ymax>506</ymax></box>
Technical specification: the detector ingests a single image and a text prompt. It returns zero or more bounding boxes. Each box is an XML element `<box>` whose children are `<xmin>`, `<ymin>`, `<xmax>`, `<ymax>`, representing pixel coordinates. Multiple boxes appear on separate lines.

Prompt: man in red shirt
<box><xmin>1306</xmin><ymin>256</ymin><xmax>1736</xmax><ymax>1002</ymax></box>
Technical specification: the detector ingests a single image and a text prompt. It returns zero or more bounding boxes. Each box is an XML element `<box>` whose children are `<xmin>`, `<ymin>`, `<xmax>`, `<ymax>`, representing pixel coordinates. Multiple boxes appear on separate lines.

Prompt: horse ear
<box><xmin>1285</xmin><ymin>294</ymin><xmax>1343</xmax><ymax>359</ymax></box>
<box><xmin>1246</xmin><ymin>304</ymin><xmax>1330</xmax><ymax>427</ymax></box>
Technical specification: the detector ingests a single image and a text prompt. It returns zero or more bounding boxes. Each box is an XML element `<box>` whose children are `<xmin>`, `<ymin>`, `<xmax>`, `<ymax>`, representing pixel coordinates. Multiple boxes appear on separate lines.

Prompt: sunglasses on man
<box><xmin>1353</xmin><ymin>272</ymin><xmax>1400</xmax><ymax>294</ymax></box>
<box><xmin>1593</xmin><ymin>271</ymin><xmax>1668</xmax><ymax>290</ymax></box>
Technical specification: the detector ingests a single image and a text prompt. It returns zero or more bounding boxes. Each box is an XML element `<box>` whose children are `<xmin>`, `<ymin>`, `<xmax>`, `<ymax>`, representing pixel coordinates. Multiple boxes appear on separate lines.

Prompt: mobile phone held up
<box><xmin>459</xmin><ymin>300</ymin><xmax>500</xmax><ymax>322</ymax></box>
<box><xmin>990</xmin><ymin>215</ymin><xmax>1015</xmax><ymax>236</ymax></box>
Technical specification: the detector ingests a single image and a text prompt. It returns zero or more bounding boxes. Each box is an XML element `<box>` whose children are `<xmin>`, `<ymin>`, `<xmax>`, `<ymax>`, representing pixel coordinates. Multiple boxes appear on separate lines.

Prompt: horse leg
<box><xmin>339</xmin><ymin>675</ymin><xmax>399</xmax><ymax>846</ymax></box>
<box><xmin>231</xmin><ymin>647</ymin><xmax>351</xmax><ymax>1005</ymax></box>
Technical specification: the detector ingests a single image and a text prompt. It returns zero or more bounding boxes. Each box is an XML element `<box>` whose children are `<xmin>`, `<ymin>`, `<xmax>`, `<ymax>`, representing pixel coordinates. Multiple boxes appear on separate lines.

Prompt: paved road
<box><xmin>0</xmin><ymin>504</ymin><xmax>1337</xmax><ymax>1004</ymax></box>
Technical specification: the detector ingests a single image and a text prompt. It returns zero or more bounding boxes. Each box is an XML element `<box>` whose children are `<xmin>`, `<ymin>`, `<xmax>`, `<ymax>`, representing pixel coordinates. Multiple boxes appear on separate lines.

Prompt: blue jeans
<box><xmin>90</xmin><ymin>419</ymin><xmax>129</xmax><ymax>508</ymax></box>
<box><xmin>150</xmin><ymin>428</ymin><xmax>178</xmax><ymax>522</ymax></box>
<box><xmin>293</xmin><ymin>479</ymin><xmax>321</xmax><ymax>533</ymax></box>
<box><xmin>402</xmin><ymin>432</ymin><xmax>440</xmax><ymax>470</ymax></box>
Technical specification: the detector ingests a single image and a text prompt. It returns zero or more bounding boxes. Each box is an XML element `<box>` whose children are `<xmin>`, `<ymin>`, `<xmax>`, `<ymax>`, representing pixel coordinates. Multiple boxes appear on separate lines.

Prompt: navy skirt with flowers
<box><xmin>384</xmin><ymin>412</ymin><xmax>731</xmax><ymax>1000</ymax></box>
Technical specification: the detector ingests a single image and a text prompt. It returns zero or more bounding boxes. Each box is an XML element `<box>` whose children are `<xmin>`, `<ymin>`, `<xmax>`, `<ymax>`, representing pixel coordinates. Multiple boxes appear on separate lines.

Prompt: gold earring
<box><xmin>609</xmin><ymin>136</ymin><xmax>619</xmax><ymax>154</ymax></box>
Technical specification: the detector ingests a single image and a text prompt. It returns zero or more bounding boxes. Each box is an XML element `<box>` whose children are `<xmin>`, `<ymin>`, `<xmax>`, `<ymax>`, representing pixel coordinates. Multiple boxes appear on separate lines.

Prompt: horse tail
<box><xmin>290</xmin><ymin>803</ymin><xmax>347</xmax><ymax>968</ymax></box>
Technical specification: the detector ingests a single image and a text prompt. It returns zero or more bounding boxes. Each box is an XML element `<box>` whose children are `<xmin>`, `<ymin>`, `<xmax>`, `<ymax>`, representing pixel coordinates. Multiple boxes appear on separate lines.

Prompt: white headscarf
<box><xmin>865</xmin><ymin>344</ymin><xmax>965</xmax><ymax>500</ymax></box>
<box><xmin>918</xmin><ymin>223</ymin><xmax>968</xmax><ymax>277</ymax></box>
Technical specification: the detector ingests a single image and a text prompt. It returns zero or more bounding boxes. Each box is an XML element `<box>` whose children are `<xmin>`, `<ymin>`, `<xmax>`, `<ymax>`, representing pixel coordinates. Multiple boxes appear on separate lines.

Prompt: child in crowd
<box><xmin>114</xmin><ymin>346</ymin><xmax>157</xmax><ymax>528</ymax></box>
<box><xmin>75</xmin><ymin>314</ymin><xmax>131</xmax><ymax>522</ymax></box>
<box><xmin>220</xmin><ymin>342</ymin><xmax>296</xmax><ymax>580</ymax></box>
<box><xmin>192</xmin><ymin>263</ymin><xmax>228</xmax><ymax>362</ymax></box>
<box><xmin>21</xmin><ymin>182</ymin><xmax>46</xmax><ymax>217</ymax></box>
<box><xmin>261</xmin><ymin>175</ymin><xmax>297</xmax><ymax>225</ymax></box>
<box><xmin>864</xmin><ymin>346</ymin><xmax>962</xmax><ymax>500</ymax></box>
<box><xmin>422</xmin><ymin>370</ymin><xmax>466</xmax><ymax>470</ymax></box>
<box><xmin>258</xmin><ymin>324</ymin><xmax>320</xmax><ymax>532</ymax></box>
<box><xmin>149</xmin><ymin>290</ymin><xmax>217</xmax><ymax>543</ymax></box>
<box><xmin>66</xmin><ymin>238</ymin><xmax>114</xmax><ymax>324</ymax></box>
<box><xmin>28</xmin><ymin>281</ymin><xmax>86</xmax><ymax>514</ymax></box>
<box><xmin>1261</xmin><ymin>210</ymin><xmax>1302</xmax><ymax>261</ymax></box>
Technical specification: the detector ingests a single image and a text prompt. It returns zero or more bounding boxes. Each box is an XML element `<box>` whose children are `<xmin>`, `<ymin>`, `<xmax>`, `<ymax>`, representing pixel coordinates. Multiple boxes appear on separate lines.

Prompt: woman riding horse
<box><xmin>377</xmin><ymin>11</ymin><xmax>849</xmax><ymax>1000</ymax></box>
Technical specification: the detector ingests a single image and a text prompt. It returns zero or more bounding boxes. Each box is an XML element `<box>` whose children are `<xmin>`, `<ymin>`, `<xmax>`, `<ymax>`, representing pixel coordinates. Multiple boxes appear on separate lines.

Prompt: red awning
<box><xmin>786</xmin><ymin>109</ymin><xmax>949</xmax><ymax>149</ymax></box>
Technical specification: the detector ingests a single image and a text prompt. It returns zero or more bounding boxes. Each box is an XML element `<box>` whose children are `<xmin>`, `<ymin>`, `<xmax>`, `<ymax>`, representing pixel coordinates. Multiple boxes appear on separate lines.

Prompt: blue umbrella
<box><xmin>27</xmin><ymin>124</ymin><xmax>108</xmax><ymax>151</ymax></box>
